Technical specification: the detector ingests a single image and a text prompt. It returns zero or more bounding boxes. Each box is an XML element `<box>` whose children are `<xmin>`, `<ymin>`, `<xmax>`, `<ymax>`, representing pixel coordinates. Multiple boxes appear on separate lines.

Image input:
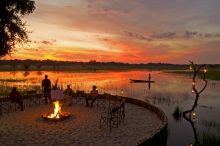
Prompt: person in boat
<box><xmin>42</xmin><ymin>75</ymin><xmax>51</xmax><ymax>104</ymax></box>
<box><xmin>10</xmin><ymin>87</ymin><xmax>24</xmax><ymax>111</ymax></box>
<box><xmin>86</xmin><ymin>85</ymin><xmax>98</xmax><ymax>107</ymax></box>
<box><xmin>148</xmin><ymin>73</ymin><xmax>151</xmax><ymax>81</ymax></box>
<box><xmin>63</xmin><ymin>85</ymin><xmax>75</xmax><ymax>106</ymax></box>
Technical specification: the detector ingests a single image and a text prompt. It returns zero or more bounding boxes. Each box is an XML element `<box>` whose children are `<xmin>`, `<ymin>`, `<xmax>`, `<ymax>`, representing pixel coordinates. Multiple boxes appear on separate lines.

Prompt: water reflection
<box><xmin>37</xmin><ymin>71</ymin><xmax>42</xmax><ymax>75</ymax></box>
<box><xmin>183</xmin><ymin>110</ymin><xmax>199</xmax><ymax>146</ymax></box>
<box><xmin>9</xmin><ymin>71</ymin><xmax>17</xmax><ymax>76</ymax></box>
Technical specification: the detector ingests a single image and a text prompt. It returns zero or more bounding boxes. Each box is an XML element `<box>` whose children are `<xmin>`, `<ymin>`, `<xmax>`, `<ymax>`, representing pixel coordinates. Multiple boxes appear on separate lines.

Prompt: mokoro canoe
<box><xmin>130</xmin><ymin>79</ymin><xmax>155</xmax><ymax>83</ymax></box>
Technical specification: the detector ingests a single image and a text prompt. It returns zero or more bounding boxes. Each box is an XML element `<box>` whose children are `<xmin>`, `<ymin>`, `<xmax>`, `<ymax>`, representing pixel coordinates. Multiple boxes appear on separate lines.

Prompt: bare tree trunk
<box><xmin>183</xmin><ymin>61</ymin><xmax>208</xmax><ymax>146</ymax></box>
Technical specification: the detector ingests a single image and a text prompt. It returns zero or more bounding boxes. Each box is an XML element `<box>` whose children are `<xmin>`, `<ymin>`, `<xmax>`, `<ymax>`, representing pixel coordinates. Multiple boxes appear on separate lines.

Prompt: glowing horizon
<box><xmin>4</xmin><ymin>0</ymin><xmax>220</xmax><ymax>64</ymax></box>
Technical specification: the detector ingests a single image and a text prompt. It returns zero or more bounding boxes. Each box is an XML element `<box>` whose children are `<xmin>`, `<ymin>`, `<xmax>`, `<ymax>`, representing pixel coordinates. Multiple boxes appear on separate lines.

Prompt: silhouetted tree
<box><xmin>184</xmin><ymin>61</ymin><xmax>207</xmax><ymax>114</ymax></box>
<box><xmin>183</xmin><ymin>61</ymin><xmax>208</xmax><ymax>146</ymax></box>
<box><xmin>0</xmin><ymin>0</ymin><xmax>35</xmax><ymax>57</ymax></box>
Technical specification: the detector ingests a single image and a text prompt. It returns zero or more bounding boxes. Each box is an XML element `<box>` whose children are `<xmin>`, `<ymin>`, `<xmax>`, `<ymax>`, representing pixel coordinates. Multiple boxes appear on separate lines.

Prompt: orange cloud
<box><xmin>5</xmin><ymin>0</ymin><xmax>220</xmax><ymax>64</ymax></box>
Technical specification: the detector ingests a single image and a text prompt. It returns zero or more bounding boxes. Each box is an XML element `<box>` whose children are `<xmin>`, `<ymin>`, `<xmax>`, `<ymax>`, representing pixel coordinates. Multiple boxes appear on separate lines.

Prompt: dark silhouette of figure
<box><xmin>10</xmin><ymin>87</ymin><xmax>24</xmax><ymax>111</ymax></box>
<box><xmin>86</xmin><ymin>85</ymin><xmax>98</xmax><ymax>107</ymax></box>
<box><xmin>42</xmin><ymin>75</ymin><xmax>51</xmax><ymax>104</ymax></box>
<box><xmin>148</xmin><ymin>73</ymin><xmax>151</xmax><ymax>90</ymax></box>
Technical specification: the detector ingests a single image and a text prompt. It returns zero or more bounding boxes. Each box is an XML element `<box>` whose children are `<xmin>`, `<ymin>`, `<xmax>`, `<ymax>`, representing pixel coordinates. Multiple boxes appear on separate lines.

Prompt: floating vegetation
<box><xmin>199</xmin><ymin>132</ymin><xmax>220</xmax><ymax>146</ymax></box>
<box><xmin>0</xmin><ymin>78</ymin><xmax>26</xmax><ymax>82</ymax></box>
<box><xmin>172</xmin><ymin>106</ymin><xmax>182</xmax><ymax>122</ymax></box>
<box><xmin>152</xmin><ymin>96</ymin><xmax>173</xmax><ymax>106</ymax></box>
<box><xmin>200</xmin><ymin>105</ymin><xmax>214</xmax><ymax>110</ymax></box>
<box><xmin>202</xmin><ymin>120</ymin><xmax>220</xmax><ymax>133</ymax></box>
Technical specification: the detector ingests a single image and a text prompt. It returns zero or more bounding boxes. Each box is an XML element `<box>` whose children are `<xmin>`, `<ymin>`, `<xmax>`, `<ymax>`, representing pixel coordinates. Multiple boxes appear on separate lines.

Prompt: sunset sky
<box><xmin>6</xmin><ymin>0</ymin><xmax>220</xmax><ymax>63</ymax></box>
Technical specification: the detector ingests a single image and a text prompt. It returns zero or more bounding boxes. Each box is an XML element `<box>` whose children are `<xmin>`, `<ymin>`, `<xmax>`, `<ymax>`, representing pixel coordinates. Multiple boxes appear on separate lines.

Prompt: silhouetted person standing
<box><xmin>10</xmin><ymin>87</ymin><xmax>24</xmax><ymax>111</ymax></box>
<box><xmin>42</xmin><ymin>75</ymin><xmax>51</xmax><ymax>104</ymax></box>
<box><xmin>148</xmin><ymin>73</ymin><xmax>151</xmax><ymax>90</ymax></box>
<box><xmin>148</xmin><ymin>73</ymin><xmax>151</xmax><ymax>81</ymax></box>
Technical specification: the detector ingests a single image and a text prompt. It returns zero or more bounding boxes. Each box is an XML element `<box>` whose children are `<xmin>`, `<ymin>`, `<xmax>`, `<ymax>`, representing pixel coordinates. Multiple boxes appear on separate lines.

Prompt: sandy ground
<box><xmin>0</xmin><ymin>100</ymin><xmax>163</xmax><ymax>146</ymax></box>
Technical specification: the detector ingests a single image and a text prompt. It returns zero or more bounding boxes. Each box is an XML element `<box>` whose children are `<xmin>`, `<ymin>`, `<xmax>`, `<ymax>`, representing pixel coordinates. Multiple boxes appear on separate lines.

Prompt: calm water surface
<box><xmin>0</xmin><ymin>70</ymin><xmax>220</xmax><ymax>146</ymax></box>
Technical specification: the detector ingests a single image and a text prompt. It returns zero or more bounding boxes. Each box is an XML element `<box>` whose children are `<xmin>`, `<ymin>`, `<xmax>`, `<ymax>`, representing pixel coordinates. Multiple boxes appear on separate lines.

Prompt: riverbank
<box><xmin>166</xmin><ymin>70</ymin><xmax>220</xmax><ymax>81</ymax></box>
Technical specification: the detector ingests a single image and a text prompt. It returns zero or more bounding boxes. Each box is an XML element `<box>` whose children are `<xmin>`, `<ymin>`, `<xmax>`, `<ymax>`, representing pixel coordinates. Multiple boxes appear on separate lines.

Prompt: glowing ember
<box><xmin>42</xmin><ymin>100</ymin><xmax>70</xmax><ymax>121</ymax></box>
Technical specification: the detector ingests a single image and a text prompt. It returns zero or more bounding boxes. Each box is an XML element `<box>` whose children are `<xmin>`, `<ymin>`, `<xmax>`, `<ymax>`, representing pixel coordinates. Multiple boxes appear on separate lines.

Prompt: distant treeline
<box><xmin>0</xmin><ymin>59</ymin><xmax>219</xmax><ymax>71</ymax></box>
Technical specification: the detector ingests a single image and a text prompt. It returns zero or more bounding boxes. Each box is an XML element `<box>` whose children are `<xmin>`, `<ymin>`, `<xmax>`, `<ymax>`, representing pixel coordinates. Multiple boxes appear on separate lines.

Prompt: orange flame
<box><xmin>48</xmin><ymin>100</ymin><xmax>62</xmax><ymax>119</ymax></box>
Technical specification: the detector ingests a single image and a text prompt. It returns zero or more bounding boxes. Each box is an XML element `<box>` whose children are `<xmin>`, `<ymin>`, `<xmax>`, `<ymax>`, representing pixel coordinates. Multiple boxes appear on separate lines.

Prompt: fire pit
<box><xmin>42</xmin><ymin>100</ymin><xmax>70</xmax><ymax>121</ymax></box>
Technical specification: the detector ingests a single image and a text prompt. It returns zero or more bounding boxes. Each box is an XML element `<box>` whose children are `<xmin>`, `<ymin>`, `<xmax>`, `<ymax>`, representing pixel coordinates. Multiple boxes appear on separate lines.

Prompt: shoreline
<box><xmin>0</xmin><ymin>68</ymin><xmax>219</xmax><ymax>81</ymax></box>
<box><xmin>165</xmin><ymin>70</ymin><xmax>220</xmax><ymax>81</ymax></box>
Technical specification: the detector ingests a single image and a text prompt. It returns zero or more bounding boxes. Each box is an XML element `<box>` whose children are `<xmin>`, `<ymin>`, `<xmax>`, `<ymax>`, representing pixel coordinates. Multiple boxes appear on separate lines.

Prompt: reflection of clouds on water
<box><xmin>0</xmin><ymin>70</ymin><xmax>219</xmax><ymax>102</ymax></box>
<box><xmin>37</xmin><ymin>71</ymin><xmax>42</xmax><ymax>75</ymax></box>
<box><xmin>9</xmin><ymin>71</ymin><xmax>17</xmax><ymax>76</ymax></box>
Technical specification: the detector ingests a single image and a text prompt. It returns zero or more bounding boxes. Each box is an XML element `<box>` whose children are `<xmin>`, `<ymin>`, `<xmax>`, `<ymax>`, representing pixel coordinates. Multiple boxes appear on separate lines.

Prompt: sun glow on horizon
<box><xmin>6</xmin><ymin>0</ymin><xmax>220</xmax><ymax>64</ymax></box>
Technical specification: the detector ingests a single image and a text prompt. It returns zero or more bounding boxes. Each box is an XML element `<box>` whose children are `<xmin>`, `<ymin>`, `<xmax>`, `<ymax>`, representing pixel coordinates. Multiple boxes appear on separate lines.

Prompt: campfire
<box><xmin>42</xmin><ymin>100</ymin><xmax>70</xmax><ymax>121</ymax></box>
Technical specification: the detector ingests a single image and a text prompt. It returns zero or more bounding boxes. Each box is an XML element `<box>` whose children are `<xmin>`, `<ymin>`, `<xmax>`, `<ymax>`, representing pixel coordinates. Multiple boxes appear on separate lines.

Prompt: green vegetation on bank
<box><xmin>0</xmin><ymin>79</ymin><xmax>26</xmax><ymax>82</ymax></box>
<box><xmin>167</xmin><ymin>70</ymin><xmax>220</xmax><ymax>81</ymax></box>
<box><xmin>0</xmin><ymin>59</ymin><xmax>188</xmax><ymax>72</ymax></box>
<box><xmin>0</xmin><ymin>59</ymin><xmax>191</xmax><ymax>71</ymax></box>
